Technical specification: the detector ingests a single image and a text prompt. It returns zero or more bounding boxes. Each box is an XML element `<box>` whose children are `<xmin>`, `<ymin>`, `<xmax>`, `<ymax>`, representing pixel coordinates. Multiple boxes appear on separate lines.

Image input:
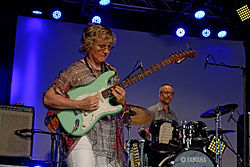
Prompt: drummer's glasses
<box><xmin>161</xmin><ymin>91</ymin><xmax>174</xmax><ymax>95</ymax></box>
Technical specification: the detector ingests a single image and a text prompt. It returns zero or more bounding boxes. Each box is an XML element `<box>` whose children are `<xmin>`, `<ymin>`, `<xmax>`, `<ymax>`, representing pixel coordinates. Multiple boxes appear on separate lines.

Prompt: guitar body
<box><xmin>57</xmin><ymin>71</ymin><xmax>123</xmax><ymax>136</ymax></box>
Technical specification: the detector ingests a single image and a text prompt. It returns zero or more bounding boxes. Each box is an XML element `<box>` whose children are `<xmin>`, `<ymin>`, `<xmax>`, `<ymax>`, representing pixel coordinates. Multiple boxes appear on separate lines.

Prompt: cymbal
<box><xmin>123</xmin><ymin>104</ymin><xmax>153</xmax><ymax>125</ymax></box>
<box><xmin>207</xmin><ymin>129</ymin><xmax>235</xmax><ymax>135</ymax></box>
<box><xmin>200</xmin><ymin>104</ymin><xmax>238</xmax><ymax>118</ymax></box>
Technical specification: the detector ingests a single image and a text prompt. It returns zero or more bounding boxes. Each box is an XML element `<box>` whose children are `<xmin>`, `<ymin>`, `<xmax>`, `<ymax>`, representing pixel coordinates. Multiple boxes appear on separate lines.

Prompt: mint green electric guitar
<box><xmin>57</xmin><ymin>49</ymin><xmax>196</xmax><ymax>136</ymax></box>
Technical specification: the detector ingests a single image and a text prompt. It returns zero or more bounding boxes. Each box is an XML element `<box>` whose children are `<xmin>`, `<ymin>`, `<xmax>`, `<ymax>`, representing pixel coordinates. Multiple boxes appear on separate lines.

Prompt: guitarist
<box><xmin>43</xmin><ymin>23</ymin><xmax>127</xmax><ymax>167</ymax></box>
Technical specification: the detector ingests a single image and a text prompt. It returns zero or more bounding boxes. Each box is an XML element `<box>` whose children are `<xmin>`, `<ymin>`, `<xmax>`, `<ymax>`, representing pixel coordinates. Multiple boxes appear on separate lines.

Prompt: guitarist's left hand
<box><xmin>111</xmin><ymin>86</ymin><xmax>126</xmax><ymax>106</ymax></box>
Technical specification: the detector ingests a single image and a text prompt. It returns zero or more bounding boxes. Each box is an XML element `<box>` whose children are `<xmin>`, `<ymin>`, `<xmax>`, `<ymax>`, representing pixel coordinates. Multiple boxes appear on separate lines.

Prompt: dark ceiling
<box><xmin>12</xmin><ymin>0</ymin><xmax>250</xmax><ymax>40</ymax></box>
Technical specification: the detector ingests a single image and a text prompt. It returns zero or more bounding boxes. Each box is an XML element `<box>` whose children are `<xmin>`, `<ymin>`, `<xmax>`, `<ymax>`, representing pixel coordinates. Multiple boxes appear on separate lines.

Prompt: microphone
<box><xmin>227</xmin><ymin>111</ymin><xmax>234</xmax><ymax>122</ymax></box>
<box><xmin>204</xmin><ymin>55</ymin><xmax>210</xmax><ymax>70</ymax></box>
<box><xmin>139</xmin><ymin>60</ymin><xmax>144</xmax><ymax>71</ymax></box>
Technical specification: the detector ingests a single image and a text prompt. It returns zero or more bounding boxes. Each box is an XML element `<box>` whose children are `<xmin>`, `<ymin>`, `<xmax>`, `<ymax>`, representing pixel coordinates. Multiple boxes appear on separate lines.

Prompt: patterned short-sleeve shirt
<box><xmin>43</xmin><ymin>59</ymin><xmax>126</xmax><ymax>166</ymax></box>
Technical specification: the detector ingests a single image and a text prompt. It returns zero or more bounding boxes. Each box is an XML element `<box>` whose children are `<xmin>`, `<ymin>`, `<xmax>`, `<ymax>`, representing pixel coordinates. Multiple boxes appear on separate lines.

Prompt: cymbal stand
<box><xmin>126</xmin><ymin>106</ymin><xmax>132</xmax><ymax>167</ymax></box>
<box><xmin>215</xmin><ymin>110</ymin><xmax>222</xmax><ymax>167</ymax></box>
<box><xmin>181</xmin><ymin>121</ymin><xmax>191</xmax><ymax>149</ymax></box>
<box><xmin>181</xmin><ymin>121</ymin><xmax>187</xmax><ymax>148</ymax></box>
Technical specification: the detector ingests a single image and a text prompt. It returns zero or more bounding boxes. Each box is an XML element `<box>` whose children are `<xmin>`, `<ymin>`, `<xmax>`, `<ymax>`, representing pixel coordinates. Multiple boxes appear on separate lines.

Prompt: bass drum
<box><xmin>158</xmin><ymin>149</ymin><xmax>216</xmax><ymax>167</ymax></box>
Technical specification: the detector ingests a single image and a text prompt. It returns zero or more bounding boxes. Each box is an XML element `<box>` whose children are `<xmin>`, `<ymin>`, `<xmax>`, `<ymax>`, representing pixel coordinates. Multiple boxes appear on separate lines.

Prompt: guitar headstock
<box><xmin>168</xmin><ymin>49</ymin><xmax>196</xmax><ymax>64</ymax></box>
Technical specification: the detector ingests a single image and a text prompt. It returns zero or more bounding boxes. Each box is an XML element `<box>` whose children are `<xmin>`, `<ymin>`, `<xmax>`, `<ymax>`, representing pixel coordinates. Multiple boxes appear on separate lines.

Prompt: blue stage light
<box><xmin>99</xmin><ymin>0</ymin><xmax>110</xmax><ymax>6</ymax></box>
<box><xmin>32</xmin><ymin>11</ymin><xmax>43</xmax><ymax>15</ymax></box>
<box><xmin>52</xmin><ymin>10</ymin><xmax>62</xmax><ymax>19</ymax></box>
<box><xmin>202</xmin><ymin>29</ymin><xmax>211</xmax><ymax>37</ymax></box>
<box><xmin>92</xmin><ymin>16</ymin><xmax>102</xmax><ymax>24</ymax></box>
<box><xmin>217</xmin><ymin>30</ymin><xmax>227</xmax><ymax>38</ymax></box>
<box><xmin>195</xmin><ymin>10</ymin><xmax>206</xmax><ymax>19</ymax></box>
<box><xmin>176</xmin><ymin>28</ymin><xmax>185</xmax><ymax>37</ymax></box>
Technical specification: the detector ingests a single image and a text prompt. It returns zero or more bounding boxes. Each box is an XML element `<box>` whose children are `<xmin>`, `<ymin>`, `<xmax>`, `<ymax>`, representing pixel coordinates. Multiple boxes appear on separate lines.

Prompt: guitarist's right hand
<box><xmin>43</xmin><ymin>87</ymin><xmax>99</xmax><ymax>111</ymax></box>
<box><xmin>77</xmin><ymin>95</ymin><xmax>99</xmax><ymax>111</ymax></box>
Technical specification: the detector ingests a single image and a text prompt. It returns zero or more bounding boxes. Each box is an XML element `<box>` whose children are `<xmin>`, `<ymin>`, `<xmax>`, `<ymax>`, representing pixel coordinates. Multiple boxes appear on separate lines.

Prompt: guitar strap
<box><xmin>84</xmin><ymin>56</ymin><xmax>109</xmax><ymax>76</ymax></box>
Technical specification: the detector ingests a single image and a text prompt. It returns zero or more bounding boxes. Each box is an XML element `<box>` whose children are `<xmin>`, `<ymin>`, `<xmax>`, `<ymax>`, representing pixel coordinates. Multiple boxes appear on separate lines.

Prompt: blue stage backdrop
<box><xmin>11</xmin><ymin>16</ymin><xmax>245</xmax><ymax>167</ymax></box>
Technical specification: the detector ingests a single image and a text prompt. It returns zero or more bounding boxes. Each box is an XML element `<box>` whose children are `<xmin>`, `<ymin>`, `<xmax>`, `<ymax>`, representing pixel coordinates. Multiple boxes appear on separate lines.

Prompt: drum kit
<box><xmin>124</xmin><ymin>103</ymin><xmax>238</xmax><ymax>167</ymax></box>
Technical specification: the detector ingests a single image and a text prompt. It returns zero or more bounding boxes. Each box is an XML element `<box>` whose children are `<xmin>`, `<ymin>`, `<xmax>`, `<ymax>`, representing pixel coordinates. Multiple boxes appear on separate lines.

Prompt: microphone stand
<box><xmin>17</xmin><ymin>129</ymin><xmax>63</xmax><ymax>167</ymax></box>
<box><xmin>206</xmin><ymin>62</ymin><xmax>245</xmax><ymax>70</ymax></box>
<box><xmin>224</xmin><ymin>133</ymin><xmax>248</xmax><ymax>167</ymax></box>
<box><xmin>123</xmin><ymin>60</ymin><xmax>143</xmax><ymax>81</ymax></box>
<box><xmin>206</xmin><ymin>59</ymin><xmax>248</xmax><ymax>166</ymax></box>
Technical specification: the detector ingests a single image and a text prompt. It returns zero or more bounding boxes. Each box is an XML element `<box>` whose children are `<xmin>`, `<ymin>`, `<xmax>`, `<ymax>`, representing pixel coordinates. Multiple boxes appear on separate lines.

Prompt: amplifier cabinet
<box><xmin>0</xmin><ymin>104</ymin><xmax>34</xmax><ymax>158</ymax></box>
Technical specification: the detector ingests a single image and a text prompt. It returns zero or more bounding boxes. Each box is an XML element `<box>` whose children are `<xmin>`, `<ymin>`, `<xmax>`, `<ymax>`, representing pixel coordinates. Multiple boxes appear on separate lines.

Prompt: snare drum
<box><xmin>149</xmin><ymin>119</ymin><xmax>180</xmax><ymax>153</ymax></box>
<box><xmin>158</xmin><ymin>149</ymin><xmax>216</xmax><ymax>167</ymax></box>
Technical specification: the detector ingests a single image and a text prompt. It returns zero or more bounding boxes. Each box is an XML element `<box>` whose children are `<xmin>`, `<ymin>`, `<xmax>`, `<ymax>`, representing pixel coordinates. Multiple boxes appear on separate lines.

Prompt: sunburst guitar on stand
<box><xmin>57</xmin><ymin>49</ymin><xmax>196</xmax><ymax>136</ymax></box>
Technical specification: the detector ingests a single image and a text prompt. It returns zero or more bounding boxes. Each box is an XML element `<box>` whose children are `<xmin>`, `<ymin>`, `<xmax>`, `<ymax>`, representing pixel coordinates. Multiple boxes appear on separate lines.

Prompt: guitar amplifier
<box><xmin>0</xmin><ymin>104</ymin><xmax>34</xmax><ymax>159</ymax></box>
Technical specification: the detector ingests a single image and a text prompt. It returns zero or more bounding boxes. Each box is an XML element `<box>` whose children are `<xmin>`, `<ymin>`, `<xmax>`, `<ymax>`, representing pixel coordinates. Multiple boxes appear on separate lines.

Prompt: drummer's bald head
<box><xmin>159</xmin><ymin>84</ymin><xmax>174</xmax><ymax>93</ymax></box>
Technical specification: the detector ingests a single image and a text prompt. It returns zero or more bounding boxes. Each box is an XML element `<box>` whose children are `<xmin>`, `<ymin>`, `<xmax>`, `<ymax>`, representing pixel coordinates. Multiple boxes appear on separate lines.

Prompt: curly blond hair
<box><xmin>80</xmin><ymin>23</ymin><xmax>116</xmax><ymax>54</ymax></box>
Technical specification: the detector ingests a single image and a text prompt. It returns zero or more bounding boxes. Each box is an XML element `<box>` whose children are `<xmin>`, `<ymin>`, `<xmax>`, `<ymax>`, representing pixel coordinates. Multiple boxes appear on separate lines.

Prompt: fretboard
<box><xmin>101</xmin><ymin>57</ymin><xmax>172</xmax><ymax>99</ymax></box>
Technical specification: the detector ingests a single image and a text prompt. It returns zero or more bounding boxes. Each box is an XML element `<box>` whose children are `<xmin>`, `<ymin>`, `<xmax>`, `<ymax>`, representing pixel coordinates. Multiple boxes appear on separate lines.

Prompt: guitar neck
<box><xmin>101</xmin><ymin>49</ymin><xmax>196</xmax><ymax>99</ymax></box>
<box><xmin>101</xmin><ymin>57</ymin><xmax>171</xmax><ymax>98</ymax></box>
<box><xmin>121</xmin><ymin>58</ymin><xmax>171</xmax><ymax>89</ymax></box>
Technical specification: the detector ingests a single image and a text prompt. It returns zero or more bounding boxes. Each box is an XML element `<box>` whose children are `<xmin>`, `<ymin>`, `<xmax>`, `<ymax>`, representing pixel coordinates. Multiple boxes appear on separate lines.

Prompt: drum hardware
<box><xmin>215</xmin><ymin>112</ymin><xmax>223</xmax><ymax>167</ymax></box>
<box><xmin>125</xmin><ymin>105</ymin><xmax>133</xmax><ymax>167</ymax></box>
<box><xmin>158</xmin><ymin>154</ymin><xmax>175</xmax><ymax>167</ymax></box>
<box><xmin>201</xmin><ymin>104</ymin><xmax>238</xmax><ymax>167</ymax></box>
<box><xmin>124</xmin><ymin>104</ymin><xmax>153</xmax><ymax>167</ymax></box>
<box><xmin>180</xmin><ymin>121</ymin><xmax>192</xmax><ymax>149</ymax></box>
<box><xmin>180</xmin><ymin>121</ymin><xmax>187</xmax><ymax>147</ymax></box>
<box><xmin>180</xmin><ymin>121</ymin><xmax>208</xmax><ymax>150</ymax></box>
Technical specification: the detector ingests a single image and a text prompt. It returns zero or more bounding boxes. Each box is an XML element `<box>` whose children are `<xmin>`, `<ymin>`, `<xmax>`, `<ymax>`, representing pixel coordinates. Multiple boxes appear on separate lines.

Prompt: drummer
<box><xmin>138</xmin><ymin>84</ymin><xmax>178</xmax><ymax>140</ymax></box>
